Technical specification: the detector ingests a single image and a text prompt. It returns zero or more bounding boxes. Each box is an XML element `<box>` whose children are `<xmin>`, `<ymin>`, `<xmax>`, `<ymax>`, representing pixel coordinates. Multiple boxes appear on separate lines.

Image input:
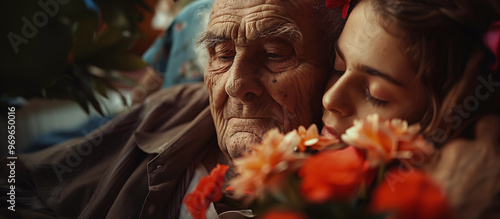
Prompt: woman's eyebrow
<box><xmin>335</xmin><ymin>41</ymin><xmax>405</xmax><ymax>87</ymax></box>
<box><xmin>356</xmin><ymin>64</ymin><xmax>405</xmax><ymax>87</ymax></box>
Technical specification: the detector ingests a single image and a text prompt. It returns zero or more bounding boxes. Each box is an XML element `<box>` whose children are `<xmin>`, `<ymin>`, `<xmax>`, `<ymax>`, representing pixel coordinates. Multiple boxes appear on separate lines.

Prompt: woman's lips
<box><xmin>321</xmin><ymin>126</ymin><xmax>340</xmax><ymax>140</ymax></box>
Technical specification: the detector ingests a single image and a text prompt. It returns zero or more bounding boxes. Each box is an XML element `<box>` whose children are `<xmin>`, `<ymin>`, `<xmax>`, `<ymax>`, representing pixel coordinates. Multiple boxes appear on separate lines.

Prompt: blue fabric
<box><xmin>143</xmin><ymin>0</ymin><xmax>214</xmax><ymax>88</ymax></box>
<box><xmin>23</xmin><ymin>116</ymin><xmax>114</xmax><ymax>153</ymax></box>
<box><xmin>83</xmin><ymin>0</ymin><xmax>99</xmax><ymax>13</ymax></box>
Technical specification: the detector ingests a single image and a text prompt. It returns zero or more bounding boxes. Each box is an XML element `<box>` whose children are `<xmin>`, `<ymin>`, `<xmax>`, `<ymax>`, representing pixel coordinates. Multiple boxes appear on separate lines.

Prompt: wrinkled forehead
<box><xmin>209</xmin><ymin>0</ymin><xmax>306</xmax><ymax>42</ymax></box>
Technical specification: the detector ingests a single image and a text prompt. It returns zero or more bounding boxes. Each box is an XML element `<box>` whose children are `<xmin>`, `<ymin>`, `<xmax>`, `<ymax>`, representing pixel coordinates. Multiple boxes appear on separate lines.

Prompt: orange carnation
<box><xmin>229</xmin><ymin>129</ymin><xmax>307</xmax><ymax>201</ymax></box>
<box><xmin>299</xmin><ymin>146</ymin><xmax>365</xmax><ymax>202</ymax></box>
<box><xmin>295</xmin><ymin>124</ymin><xmax>339</xmax><ymax>152</ymax></box>
<box><xmin>184</xmin><ymin>164</ymin><xmax>229</xmax><ymax>219</ymax></box>
<box><xmin>370</xmin><ymin>170</ymin><xmax>453</xmax><ymax>219</ymax></box>
<box><xmin>341</xmin><ymin>114</ymin><xmax>434</xmax><ymax>168</ymax></box>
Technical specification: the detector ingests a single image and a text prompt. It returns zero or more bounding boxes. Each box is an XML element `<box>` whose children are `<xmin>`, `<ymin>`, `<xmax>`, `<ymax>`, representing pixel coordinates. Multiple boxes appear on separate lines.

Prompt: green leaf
<box><xmin>74</xmin><ymin>76</ymin><xmax>105</xmax><ymax>116</ymax></box>
<box><xmin>94</xmin><ymin>27</ymin><xmax>125</xmax><ymax>49</ymax></box>
<box><xmin>94</xmin><ymin>53</ymin><xmax>148</xmax><ymax>71</ymax></box>
<box><xmin>104</xmin><ymin>80</ymin><xmax>129</xmax><ymax>106</ymax></box>
<box><xmin>72</xmin><ymin>13</ymin><xmax>100</xmax><ymax>61</ymax></box>
<box><xmin>92</xmin><ymin>77</ymin><xmax>109</xmax><ymax>98</ymax></box>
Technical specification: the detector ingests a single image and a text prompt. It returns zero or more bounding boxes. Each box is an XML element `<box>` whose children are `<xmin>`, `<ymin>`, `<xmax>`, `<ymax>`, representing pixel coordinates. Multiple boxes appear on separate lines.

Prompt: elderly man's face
<box><xmin>202</xmin><ymin>0</ymin><xmax>328</xmax><ymax>159</ymax></box>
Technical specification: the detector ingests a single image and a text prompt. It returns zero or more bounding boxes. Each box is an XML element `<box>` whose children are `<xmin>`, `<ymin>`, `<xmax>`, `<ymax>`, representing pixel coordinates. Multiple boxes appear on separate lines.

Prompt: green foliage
<box><xmin>1</xmin><ymin>0</ymin><xmax>152</xmax><ymax>115</ymax></box>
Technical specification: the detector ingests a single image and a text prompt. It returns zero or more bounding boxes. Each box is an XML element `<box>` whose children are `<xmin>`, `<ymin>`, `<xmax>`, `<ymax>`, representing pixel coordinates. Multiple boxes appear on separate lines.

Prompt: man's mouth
<box><xmin>226</xmin><ymin>117</ymin><xmax>283</xmax><ymax>133</ymax></box>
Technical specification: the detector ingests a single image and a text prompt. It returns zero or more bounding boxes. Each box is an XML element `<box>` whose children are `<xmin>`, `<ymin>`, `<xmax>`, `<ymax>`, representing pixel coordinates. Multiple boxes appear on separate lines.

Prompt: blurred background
<box><xmin>0</xmin><ymin>0</ymin><xmax>213</xmax><ymax>156</ymax></box>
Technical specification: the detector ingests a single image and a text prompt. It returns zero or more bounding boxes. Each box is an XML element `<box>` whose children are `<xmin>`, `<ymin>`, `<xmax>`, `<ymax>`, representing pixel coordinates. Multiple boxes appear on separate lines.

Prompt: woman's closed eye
<box><xmin>365</xmin><ymin>88</ymin><xmax>388</xmax><ymax>107</ymax></box>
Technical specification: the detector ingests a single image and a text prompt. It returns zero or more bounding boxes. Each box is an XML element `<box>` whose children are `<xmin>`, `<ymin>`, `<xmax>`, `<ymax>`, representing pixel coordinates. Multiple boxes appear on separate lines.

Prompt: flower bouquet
<box><xmin>184</xmin><ymin>114</ymin><xmax>453</xmax><ymax>219</ymax></box>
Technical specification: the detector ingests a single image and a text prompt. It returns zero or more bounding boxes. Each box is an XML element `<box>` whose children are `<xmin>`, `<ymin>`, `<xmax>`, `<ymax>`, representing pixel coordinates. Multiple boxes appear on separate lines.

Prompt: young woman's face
<box><xmin>322</xmin><ymin>2</ymin><xmax>429</xmax><ymax>139</ymax></box>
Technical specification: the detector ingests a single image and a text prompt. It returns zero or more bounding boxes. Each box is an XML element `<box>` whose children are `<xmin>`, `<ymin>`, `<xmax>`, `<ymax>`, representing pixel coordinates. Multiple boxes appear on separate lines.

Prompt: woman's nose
<box><xmin>322</xmin><ymin>73</ymin><xmax>356</xmax><ymax>117</ymax></box>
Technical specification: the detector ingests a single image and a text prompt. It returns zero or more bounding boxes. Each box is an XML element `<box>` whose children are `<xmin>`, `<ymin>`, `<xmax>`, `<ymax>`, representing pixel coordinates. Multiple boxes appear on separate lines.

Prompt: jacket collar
<box><xmin>135</xmin><ymin>106</ymin><xmax>216</xmax><ymax>155</ymax></box>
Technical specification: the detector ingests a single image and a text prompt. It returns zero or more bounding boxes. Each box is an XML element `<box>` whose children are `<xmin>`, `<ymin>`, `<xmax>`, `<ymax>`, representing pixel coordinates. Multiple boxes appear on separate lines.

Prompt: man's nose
<box><xmin>225</xmin><ymin>55</ymin><xmax>264</xmax><ymax>102</ymax></box>
<box><xmin>323</xmin><ymin>73</ymin><xmax>355</xmax><ymax>117</ymax></box>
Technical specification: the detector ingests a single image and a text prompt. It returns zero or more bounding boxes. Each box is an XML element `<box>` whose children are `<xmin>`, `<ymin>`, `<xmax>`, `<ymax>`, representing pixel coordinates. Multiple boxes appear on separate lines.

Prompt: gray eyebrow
<box><xmin>257</xmin><ymin>23</ymin><xmax>303</xmax><ymax>46</ymax></box>
<box><xmin>196</xmin><ymin>23</ymin><xmax>303</xmax><ymax>49</ymax></box>
<box><xmin>196</xmin><ymin>32</ymin><xmax>230</xmax><ymax>49</ymax></box>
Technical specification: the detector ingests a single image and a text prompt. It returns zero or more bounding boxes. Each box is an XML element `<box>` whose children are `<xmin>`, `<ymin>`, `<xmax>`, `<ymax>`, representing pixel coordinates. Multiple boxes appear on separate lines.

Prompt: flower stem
<box><xmin>377</xmin><ymin>164</ymin><xmax>386</xmax><ymax>185</ymax></box>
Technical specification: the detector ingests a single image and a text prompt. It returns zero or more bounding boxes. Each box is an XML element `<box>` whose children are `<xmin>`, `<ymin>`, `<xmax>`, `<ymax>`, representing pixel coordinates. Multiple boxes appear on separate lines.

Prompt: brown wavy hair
<box><xmin>348</xmin><ymin>0</ymin><xmax>500</xmax><ymax>146</ymax></box>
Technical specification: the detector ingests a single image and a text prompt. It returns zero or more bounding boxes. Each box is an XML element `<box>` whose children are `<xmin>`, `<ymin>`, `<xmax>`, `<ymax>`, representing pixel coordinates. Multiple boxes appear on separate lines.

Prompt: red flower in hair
<box><xmin>484</xmin><ymin>21</ymin><xmax>500</xmax><ymax>73</ymax></box>
<box><xmin>326</xmin><ymin>0</ymin><xmax>351</xmax><ymax>19</ymax></box>
<box><xmin>183</xmin><ymin>164</ymin><xmax>229</xmax><ymax>219</ymax></box>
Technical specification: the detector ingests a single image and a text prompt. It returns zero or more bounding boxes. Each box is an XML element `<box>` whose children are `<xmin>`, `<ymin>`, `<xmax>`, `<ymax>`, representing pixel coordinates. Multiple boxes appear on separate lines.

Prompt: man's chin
<box><xmin>225</xmin><ymin>132</ymin><xmax>262</xmax><ymax>159</ymax></box>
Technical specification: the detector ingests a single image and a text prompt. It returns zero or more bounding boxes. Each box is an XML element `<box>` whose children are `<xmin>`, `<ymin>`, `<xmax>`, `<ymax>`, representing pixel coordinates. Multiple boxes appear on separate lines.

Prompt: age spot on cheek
<box><xmin>272</xmin><ymin>79</ymin><xmax>277</xmax><ymax>83</ymax></box>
